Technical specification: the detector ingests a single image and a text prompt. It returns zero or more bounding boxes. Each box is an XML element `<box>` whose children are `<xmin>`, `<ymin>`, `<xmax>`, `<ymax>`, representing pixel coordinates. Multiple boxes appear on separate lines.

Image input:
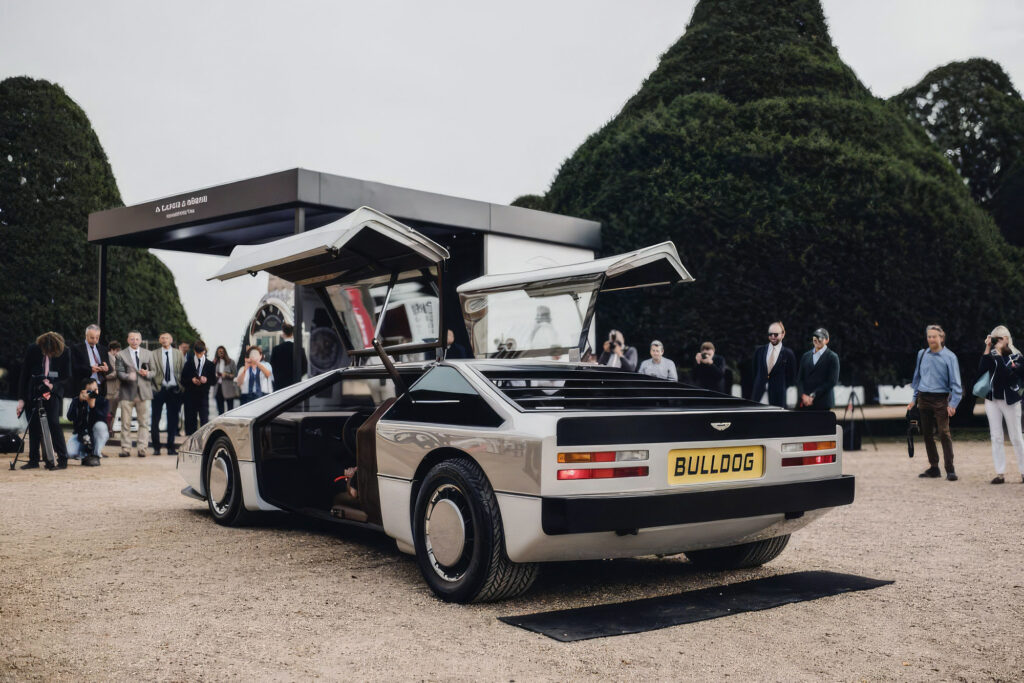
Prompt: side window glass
<box><xmin>385</xmin><ymin>366</ymin><xmax>503</xmax><ymax>427</ymax></box>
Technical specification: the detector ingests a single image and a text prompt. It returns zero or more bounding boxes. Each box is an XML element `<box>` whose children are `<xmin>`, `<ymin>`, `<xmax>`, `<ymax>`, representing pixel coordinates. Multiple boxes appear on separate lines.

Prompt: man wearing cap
<box><xmin>796</xmin><ymin>328</ymin><xmax>840</xmax><ymax>410</ymax></box>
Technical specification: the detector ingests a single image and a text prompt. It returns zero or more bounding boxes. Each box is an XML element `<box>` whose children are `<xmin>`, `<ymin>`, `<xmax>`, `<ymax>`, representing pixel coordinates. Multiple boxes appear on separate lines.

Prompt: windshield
<box><xmin>461</xmin><ymin>274</ymin><xmax>601</xmax><ymax>359</ymax></box>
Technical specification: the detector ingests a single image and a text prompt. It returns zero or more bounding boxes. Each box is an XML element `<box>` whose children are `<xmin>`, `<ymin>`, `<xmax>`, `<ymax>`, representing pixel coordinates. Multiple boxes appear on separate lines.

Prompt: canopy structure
<box><xmin>87</xmin><ymin>168</ymin><xmax>601</xmax><ymax>368</ymax></box>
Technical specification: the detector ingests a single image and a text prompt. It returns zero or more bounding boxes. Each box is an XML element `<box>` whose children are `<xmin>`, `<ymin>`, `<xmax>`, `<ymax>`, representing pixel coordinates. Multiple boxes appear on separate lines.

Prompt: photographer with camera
<box><xmin>692</xmin><ymin>341</ymin><xmax>727</xmax><ymax>392</ymax></box>
<box><xmin>236</xmin><ymin>345</ymin><xmax>274</xmax><ymax>404</ymax></box>
<box><xmin>66</xmin><ymin>378</ymin><xmax>110</xmax><ymax>466</ymax></box>
<box><xmin>15</xmin><ymin>331</ymin><xmax>71</xmax><ymax>470</ymax></box>
<box><xmin>598</xmin><ymin>329</ymin><xmax>638</xmax><ymax>372</ymax></box>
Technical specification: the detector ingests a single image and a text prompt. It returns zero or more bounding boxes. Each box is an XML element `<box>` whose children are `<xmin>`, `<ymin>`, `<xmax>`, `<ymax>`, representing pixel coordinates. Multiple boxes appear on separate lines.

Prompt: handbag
<box><xmin>973</xmin><ymin>369</ymin><xmax>993</xmax><ymax>399</ymax></box>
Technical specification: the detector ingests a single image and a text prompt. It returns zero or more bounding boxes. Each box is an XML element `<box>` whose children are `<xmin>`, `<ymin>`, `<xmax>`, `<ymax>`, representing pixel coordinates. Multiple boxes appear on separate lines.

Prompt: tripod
<box><xmin>841</xmin><ymin>388</ymin><xmax>878</xmax><ymax>451</ymax></box>
<box><xmin>8</xmin><ymin>397</ymin><xmax>58</xmax><ymax>470</ymax></box>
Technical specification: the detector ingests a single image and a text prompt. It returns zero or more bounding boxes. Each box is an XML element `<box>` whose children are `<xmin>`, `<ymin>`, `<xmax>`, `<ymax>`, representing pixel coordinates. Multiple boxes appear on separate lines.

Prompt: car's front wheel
<box><xmin>204</xmin><ymin>436</ymin><xmax>250</xmax><ymax>527</ymax></box>
<box><xmin>413</xmin><ymin>458</ymin><xmax>538</xmax><ymax>603</ymax></box>
<box><xmin>684</xmin><ymin>534</ymin><xmax>791</xmax><ymax>569</ymax></box>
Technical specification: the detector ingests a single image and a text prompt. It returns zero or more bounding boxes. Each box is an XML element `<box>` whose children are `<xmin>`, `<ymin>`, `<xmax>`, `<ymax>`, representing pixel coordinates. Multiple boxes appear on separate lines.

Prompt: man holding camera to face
<box><xmin>16</xmin><ymin>332</ymin><xmax>71</xmax><ymax>470</ymax></box>
<box><xmin>598</xmin><ymin>329</ymin><xmax>638</xmax><ymax>372</ymax></box>
<box><xmin>66</xmin><ymin>378</ymin><xmax>110</xmax><ymax>466</ymax></box>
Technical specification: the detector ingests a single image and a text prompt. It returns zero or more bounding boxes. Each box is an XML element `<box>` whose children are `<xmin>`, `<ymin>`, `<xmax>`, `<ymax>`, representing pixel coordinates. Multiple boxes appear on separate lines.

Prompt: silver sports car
<box><xmin>178</xmin><ymin>206</ymin><xmax>854</xmax><ymax>603</ymax></box>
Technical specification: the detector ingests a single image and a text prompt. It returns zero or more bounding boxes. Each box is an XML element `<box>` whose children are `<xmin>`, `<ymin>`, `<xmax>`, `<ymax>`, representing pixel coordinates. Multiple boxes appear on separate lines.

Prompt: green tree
<box><xmin>891</xmin><ymin>59</ymin><xmax>1024</xmax><ymax>206</ymax></box>
<box><xmin>527</xmin><ymin>0</ymin><xmax>1022</xmax><ymax>385</ymax></box>
<box><xmin>0</xmin><ymin>76</ymin><xmax>196</xmax><ymax>395</ymax></box>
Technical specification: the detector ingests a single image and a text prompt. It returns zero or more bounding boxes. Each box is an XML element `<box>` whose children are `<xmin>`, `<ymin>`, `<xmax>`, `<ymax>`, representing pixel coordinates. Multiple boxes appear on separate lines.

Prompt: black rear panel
<box><xmin>557</xmin><ymin>410</ymin><xmax>836</xmax><ymax>446</ymax></box>
<box><xmin>480</xmin><ymin>367</ymin><xmax>752</xmax><ymax>411</ymax></box>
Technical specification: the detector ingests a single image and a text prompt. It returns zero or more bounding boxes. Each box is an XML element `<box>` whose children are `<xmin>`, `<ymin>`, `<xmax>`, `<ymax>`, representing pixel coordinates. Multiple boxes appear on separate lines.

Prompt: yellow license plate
<box><xmin>668</xmin><ymin>446</ymin><xmax>765</xmax><ymax>485</ymax></box>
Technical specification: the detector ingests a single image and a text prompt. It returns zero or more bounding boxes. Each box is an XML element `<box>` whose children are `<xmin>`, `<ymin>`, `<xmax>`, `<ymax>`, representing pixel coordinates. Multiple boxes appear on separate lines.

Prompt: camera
<box><xmin>29</xmin><ymin>374</ymin><xmax>55</xmax><ymax>401</ymax></box>
<box><xmin>701</xmin><ymin>351</ymin><xmax>710</xmax><ymax>359</ymax></box>
<box><xmin>86</xmin><ymin>389</ymin><xmax>98</xmax><ymax>399</ymax></box>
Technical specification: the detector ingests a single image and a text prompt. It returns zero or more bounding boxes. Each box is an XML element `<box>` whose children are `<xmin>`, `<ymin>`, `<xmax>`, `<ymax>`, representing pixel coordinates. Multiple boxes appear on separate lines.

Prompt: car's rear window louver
<box><xmin>481</xmin><ymin>369</ymin><xmax>751</xmax><ymax>411</ymax></box>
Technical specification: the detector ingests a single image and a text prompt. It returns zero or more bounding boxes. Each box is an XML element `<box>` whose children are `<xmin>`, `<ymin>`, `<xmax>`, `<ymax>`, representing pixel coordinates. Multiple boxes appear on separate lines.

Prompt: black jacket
<box><xmin>70</xmin><ymin>340</ymin><xmax>110</xmax><ymax>390</ymax></box>
<box><xmin>66</xmin><ymin>394</ymin><xmax>109</xmax><ymax>430</ymax></box>
<box><xmin>270</xmin><ymin>340</ymin><xmax>308</xmax><ymax>389</ymax></box>
<box><xmin>18</xmin><ymin>344</ymin><xmax>71</xmax><ymax>403</ymax></box>
<box><xmin>181</xmin><ymin>353</ymin><xmax>218</xmax><ymax>393</ymax></box>
<box><xmin>750</xmin><ymin>343</ymin><xmax>796</xmax><ymax>407</ymax></box>
<box><xmin>694</xmin><ymin>355</ymin><xmax>727</xmax><ymax>393</ymax></box>
<box><xmin>597</xmin><ymin>346</ymin><xmax>638</xmax><ymax>373</ymax></box>
<box><xmin>977</xmin><ymin>352</ymin><xmax>1024</xmax><ymax>405</ymax></box>
<box><xmin>796</xmin><ymin>348</ymin><xmax>841</xmax><ymax>409</ymax></box>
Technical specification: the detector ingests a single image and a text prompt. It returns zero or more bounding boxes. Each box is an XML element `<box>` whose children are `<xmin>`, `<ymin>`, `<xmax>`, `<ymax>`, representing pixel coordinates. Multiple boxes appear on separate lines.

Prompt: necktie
<box><xmin>134</xmin><ymin>350</ymin><xmax>140</xmax><ymax>369</ymax></box>
<box><xmin>767</xmin><ymin>345</ymin><xmax>778</xmax><ymax>374</ymax></box>
<box><xmin>164</xmin><ymin>351</ymin><xmax>171</xmax><ymax>382</ymax></box>
<box><xmin>249</xmin><ymin>367</ymin><xmax>257</xmax><ymax>394</ymax></box>
<box><xmin>90</xmin><ymin>345</ymin><xmax>100</xmax><ymax>380</ymax></box>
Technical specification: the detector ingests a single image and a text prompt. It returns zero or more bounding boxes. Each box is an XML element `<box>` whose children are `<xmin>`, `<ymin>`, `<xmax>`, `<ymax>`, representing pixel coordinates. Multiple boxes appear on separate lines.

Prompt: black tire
<box><xmin>684</xmin><ymin>534</ymin><xmax>791</xmax><ymax>570</ymax></box>
<box><xmin>203</xmin><ymin>436</ymin><xmax>251</xmax><ymax>527</ymax></box>
<box><xmin>413</xmin><ymin>458</ymin><xmax>538</xmax><ymax>603</ymax></box>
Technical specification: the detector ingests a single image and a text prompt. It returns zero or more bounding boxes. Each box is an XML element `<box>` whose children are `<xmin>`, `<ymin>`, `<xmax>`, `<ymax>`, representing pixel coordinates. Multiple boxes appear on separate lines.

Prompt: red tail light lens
<box><xmin>781</xmin><ymin>454</ymin><xmax>837</xmax><ymax>467</ymax></box>
<box><xmin>557</xmin><ymin>466</ymin><xmax>649</xmax><ymax>480</ymax></box>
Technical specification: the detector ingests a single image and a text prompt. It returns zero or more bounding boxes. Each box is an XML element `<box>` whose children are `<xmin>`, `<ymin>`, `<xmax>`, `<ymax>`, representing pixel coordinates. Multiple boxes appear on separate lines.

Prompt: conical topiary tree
<box><xmin>0</xmin><ymin>76</ymin><xmax>197</xmax><ymax>395</ymax></box>
<box><xmin>518</xmin><ymin>0</ymin><xmax>1022</xmax><ymax>387</ymax></box>
<box><xmin>891</xmin><ymin>59</ymin><xmax>1024</xmax><ymax>245</ymax></box>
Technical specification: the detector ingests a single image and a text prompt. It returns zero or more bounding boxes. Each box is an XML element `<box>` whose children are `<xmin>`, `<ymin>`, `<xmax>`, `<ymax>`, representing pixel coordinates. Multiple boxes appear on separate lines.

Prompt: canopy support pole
<box><xmin>293</xmin><ymin>207</ymin><xmax>306</xmax><ymax>380</ymax></box>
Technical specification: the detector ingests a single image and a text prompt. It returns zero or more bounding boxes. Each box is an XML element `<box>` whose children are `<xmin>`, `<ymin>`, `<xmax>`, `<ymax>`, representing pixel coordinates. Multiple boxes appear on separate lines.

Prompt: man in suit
<box><xmin>796</xmin><ymin>328</ymin><xmax>841</xmax><ymax>410</ymax></box>
<box><xmin>70</xmin><ymin>324</ymin><xmax>110</xmax><ymax>399</ymax></box>
<box><xmin>270</xmin><ymin>324</ymin><xmax>308</xmax><ymax>389</ymax></box>
<box><xmin>150</xmin><ymin>332</ymin><xmax>184</xmax><ymax>455</ymax></box>
<box><xmin>116</xmin><ymin>330</ymin><xmax>160</xmax><ymax>457</ymax></box>
<box><xmin>751</xmin><ymin>321</ymin><xmax>797</xmax><ymax>408</ymax></box>
<box><xmin>16</xmin><ymin>332</ymin><xmax>71</xmax><ymax>469</ymax></box>
<box><xmin>181</xmin><ymin>340</ymin><xmax>218</xmax><ymax>435</ymax></box>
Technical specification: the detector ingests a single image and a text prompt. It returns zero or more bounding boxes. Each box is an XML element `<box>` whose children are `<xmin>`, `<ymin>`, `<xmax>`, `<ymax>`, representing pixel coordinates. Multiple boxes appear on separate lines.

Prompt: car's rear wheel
<box><xmin>204</xmin><ymin>436</ymin><xmax>250</xmax><ymax>527</ymax></box>
<box><xmin>413</xmin><ymin>458</ymin><xmax>538</xmax><ymax>603</ymax></box>
<box><xmin>684</xmin><ymin>534</ymin><xmax>791</xmax><ymax>569</ymax></box>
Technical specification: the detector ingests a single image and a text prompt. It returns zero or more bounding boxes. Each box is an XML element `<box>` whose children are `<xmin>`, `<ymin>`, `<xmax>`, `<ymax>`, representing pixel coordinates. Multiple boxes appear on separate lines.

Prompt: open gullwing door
<box><xmin>211</xmin><ymin>206</ymin><xmax>449</xmax><ymax>286</ymax></box>
<box><xmin>456</xmin><ymin>242</ymin><xmax>693</xmax><ymax>360</ymax></box>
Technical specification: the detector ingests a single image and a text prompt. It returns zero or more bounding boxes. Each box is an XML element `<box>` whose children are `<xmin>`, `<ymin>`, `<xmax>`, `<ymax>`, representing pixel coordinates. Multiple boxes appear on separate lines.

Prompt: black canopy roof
<box><xmin>88</xmin><ymin>168</ymin><xmax>601</xmax><ymax>255</ymax></box>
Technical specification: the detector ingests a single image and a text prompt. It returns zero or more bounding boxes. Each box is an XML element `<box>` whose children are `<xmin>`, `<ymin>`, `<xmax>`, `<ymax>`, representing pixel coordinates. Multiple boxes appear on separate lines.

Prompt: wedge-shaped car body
<box><xmin>180</xmin><ymin>206</ymin><xmax>854</xmax><ymax>603</ymax></box>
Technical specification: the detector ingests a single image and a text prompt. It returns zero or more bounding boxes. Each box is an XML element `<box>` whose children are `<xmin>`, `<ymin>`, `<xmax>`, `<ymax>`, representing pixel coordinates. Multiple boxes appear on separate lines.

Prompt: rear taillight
<box><xmin>558</xmin><ymin>450</ymin><xmax>648</xmax><ymax>463</ymax></box>
<box><xmin>781</xmin><ymin>454</ymin><xmax>837</xmax><ymax>467</ymax></box>
<box><xmin>557</xmin><ymin>466</ymin><xmax>649</xmax><ymax>480</ymax></box>
<box><xmin>781</xmin><ymin>440</ymin><xmax>836</xmax><ymax>453</ymax></box>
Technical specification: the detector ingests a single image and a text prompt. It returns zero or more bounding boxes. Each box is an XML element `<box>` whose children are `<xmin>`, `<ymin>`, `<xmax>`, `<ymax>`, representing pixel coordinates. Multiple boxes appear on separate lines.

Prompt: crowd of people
<box><xmin>14</xmin><ymin>323</ymin><xmax>306</xmax><ymax>470</ymax></box>
<box><xmin>13</xmin><ymin>318</ymin><xmax>1023</xmax><ymax>486</ymax></box>
<box><xmin>598</xmin><ymin>321</ymin><xmax>1022</xmax><ymax>484</ymax></box>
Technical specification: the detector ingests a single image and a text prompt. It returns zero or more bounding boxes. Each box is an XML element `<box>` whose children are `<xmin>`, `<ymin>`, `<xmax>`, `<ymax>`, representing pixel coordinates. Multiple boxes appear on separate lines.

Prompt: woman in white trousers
<box><xmin>978</xmin><ymin>325</ymin><xmax>1024</xmax><ymax>484</ymax></box>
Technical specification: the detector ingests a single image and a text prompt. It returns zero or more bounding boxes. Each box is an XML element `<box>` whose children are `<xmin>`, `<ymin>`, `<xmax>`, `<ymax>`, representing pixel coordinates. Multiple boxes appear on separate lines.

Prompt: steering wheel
<box><xmin>340</xmin><ymin>410</ymin><xmax>370</xmax><ymax>465</ymax></box>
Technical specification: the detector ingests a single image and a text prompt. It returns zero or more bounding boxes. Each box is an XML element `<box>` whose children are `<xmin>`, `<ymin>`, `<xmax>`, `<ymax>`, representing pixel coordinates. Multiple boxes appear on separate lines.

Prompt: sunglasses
<box><xmin>767</xmin><ymin>332</ymin><xmax>781</xmax><ymax>337</ymax></box>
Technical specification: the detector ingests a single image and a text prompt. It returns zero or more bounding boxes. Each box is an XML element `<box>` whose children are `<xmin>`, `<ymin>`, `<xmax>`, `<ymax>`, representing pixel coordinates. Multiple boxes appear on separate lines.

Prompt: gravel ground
<box><xmin>1</xmin><ymin>437</ymin><xmax>1022</xmax><ymax>681</ymax></box>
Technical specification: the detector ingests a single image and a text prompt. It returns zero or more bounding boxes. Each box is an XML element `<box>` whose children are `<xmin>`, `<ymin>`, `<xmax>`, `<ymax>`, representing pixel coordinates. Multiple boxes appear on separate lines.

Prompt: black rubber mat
<box><xmin>499</xmin><ymin>570</ymin><xmax>893</xmax><ymax>642</ymax></box>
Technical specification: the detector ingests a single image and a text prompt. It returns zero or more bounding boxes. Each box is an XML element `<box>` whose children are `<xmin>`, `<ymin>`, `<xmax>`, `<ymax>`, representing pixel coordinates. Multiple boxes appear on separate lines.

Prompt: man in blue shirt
<box><xmin>907</xmin><ymin>324</ymin><xmax>963</xmax><ymax>480</ymax></box>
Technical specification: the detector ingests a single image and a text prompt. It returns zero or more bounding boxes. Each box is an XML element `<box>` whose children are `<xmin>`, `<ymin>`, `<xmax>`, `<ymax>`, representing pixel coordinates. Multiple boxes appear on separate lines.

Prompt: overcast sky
<box><xmin>3</xmin><ymin>0</ymin><xmax>1022</xmax><ymax>354</ymax></box>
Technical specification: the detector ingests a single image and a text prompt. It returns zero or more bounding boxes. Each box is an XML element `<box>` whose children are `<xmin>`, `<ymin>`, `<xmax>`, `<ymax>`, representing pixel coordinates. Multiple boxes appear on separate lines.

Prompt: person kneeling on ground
<box><xmin>67</xmin><ymin>378</ymin><xmax>110</xmax><ymax>466</ymax></box>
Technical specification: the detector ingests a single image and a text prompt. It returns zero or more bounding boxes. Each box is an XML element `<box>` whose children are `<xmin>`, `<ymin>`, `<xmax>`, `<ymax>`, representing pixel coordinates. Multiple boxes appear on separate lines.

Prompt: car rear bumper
<box><xmin>540</xmin><ymin>474</ymin><xmax>855</xmax><ymax>535</ymax></box>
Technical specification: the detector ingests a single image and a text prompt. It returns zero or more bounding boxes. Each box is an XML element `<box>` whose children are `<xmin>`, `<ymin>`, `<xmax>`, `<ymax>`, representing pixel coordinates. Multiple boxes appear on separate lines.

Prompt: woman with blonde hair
<box><xmin>978</xmin><ymin>325</ymin><xmax>1024</xmax><ymax>484</ymax></box>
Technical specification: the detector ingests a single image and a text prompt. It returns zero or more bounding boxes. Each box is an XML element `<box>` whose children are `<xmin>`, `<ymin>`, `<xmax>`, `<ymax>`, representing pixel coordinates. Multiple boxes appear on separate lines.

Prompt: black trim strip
<box><xmin>540</xmin><ymin>475</ymin><xmax>854</xmax><ymax>535</ymax></box>
<box><xmin>557</xmin><ymin>410</ymin><xmax>836</xmax><ymax>446</ymax></box>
